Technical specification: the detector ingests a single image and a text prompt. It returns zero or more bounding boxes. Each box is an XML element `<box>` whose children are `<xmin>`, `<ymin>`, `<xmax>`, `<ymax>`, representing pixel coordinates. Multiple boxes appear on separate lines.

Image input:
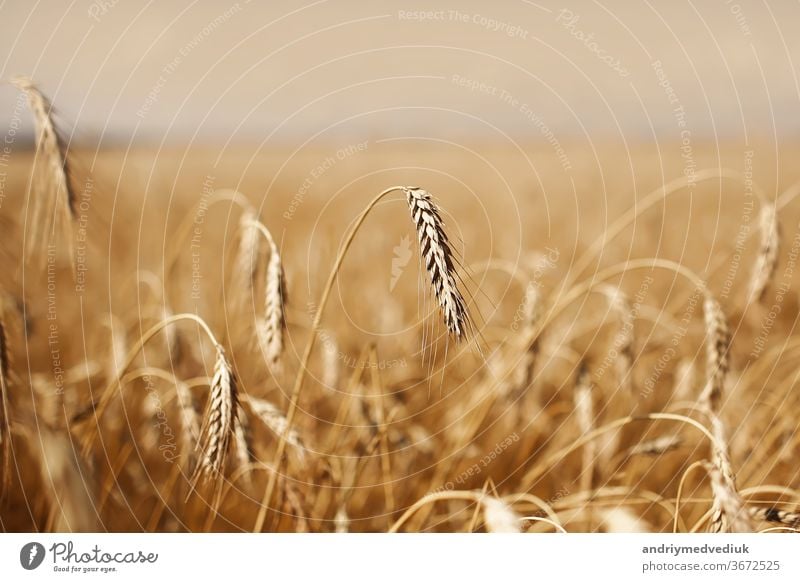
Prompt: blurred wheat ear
<box><xmin>749</xmin><ymin>202</ymin><xmax>780</xmax><ymax>304</ymax></box>
<box><xmin>11</xmin><ymin>77</ymin><xmax>76</xmax><ymax>263</ymax></box>
<box><xmin>245</xmin><ymin>219</ymin><xmax>287</xmax><ymax>368</ymax></box>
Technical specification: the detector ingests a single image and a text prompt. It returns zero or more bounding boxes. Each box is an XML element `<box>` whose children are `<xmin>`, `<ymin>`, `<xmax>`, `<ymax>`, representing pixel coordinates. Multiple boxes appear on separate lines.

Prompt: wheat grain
<box><xmin>404</xmin><ymin>187</ymin><xmax>471</xmax><ymax>340</ymax></box>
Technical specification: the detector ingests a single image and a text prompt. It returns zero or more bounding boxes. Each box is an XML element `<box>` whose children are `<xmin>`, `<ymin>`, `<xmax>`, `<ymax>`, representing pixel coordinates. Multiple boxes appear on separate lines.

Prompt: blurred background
<box><xmin>0</xmin><ymin>0</ymin><xmax>798</xmax><ymax>145</ymax></box>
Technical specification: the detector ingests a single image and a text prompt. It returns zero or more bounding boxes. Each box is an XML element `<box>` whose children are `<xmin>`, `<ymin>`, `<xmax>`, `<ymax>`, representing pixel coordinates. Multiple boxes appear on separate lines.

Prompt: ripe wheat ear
<box><xmin>404</xmin><ymin>187</ymin><xmax>471</xmax><ymax>340</ymax></box>
<box><xmin>193</xmin><ymin>346</ymin><xmax>238</xmax><ymax>484</ymax></box>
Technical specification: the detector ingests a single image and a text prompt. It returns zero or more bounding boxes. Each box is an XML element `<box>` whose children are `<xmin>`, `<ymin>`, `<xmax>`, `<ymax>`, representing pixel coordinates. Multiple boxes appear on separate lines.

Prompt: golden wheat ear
<box><xmin>404</xmin><ymin>187</ymin><xmax>472</xmax><ymax>341</ymax></box>
<box><xmin>244</xmin><ymin>219</ymin><xmax>287</xmax><ymax>368</ymax></box>
<box><xmin>748</xmin><ymin>203</ymin><xmax>780</xmax><ymax>304</ymax></box>
<box><xmin>191</xmin><ymin>345</ymin><xmax>238</xmax><ymax>486</ymax></box>
<box><xmin>11</xmin><ymin>77</ymin><xmax>76</xmax><ymax>263</ymax></box>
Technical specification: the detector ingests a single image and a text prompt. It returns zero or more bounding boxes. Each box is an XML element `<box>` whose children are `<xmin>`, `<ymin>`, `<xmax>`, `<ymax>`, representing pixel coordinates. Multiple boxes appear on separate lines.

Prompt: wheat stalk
<box><xmin>193</xmin><ymin>346</ymin><xmax>238</xmax><ymax>483</ymax></box>
<box><xmin>574</xmin><ymin>363</ymin><xmax>595</xmax><ymax>495</ymax></box>
<box><xmin>405</xmin><ymin>187</ymin><xmax>471</xmax><ymax>340</ymax></box>
<box><xmin>257</xmin><ymin>186</ymin><xmax>471</xmax><ymax>531</ymax></box>
<box><xmin>11</xmin><ymin>77</ymin><xmax>75</xmax><ymax>260</ymax></box>
<box><xmin>749</xmin><ymin>203</ymin><xmax>780</xmax><ymax>304</ymax></box>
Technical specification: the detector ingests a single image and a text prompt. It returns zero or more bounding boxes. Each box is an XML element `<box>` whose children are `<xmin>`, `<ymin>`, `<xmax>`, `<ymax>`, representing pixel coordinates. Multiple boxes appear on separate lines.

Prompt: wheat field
<box><xmin>0</xmin><ymin>81</ymin><xmax>799</xmax><ymax>533</ymax></box>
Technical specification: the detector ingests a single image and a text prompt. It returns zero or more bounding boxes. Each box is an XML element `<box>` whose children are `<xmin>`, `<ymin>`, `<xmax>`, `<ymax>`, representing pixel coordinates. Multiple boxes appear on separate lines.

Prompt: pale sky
<box><xmin>0</xmin><ymin>0</ymin><xmax>798</xmax><ymax>144</ymax></box>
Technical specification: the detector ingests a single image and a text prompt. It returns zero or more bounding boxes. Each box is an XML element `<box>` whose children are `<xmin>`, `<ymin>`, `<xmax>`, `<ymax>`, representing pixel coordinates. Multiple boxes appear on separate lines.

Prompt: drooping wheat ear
<box><xmin>245</xmin><ymin>395</ymin><xmax>306</xmax><ymax>464</ymax></box>
<box><xmin>703</xmin><ymin>461</ymin><xmax>752</xmax><ymax>533</ymax></box>
<box><xmin>235</xmin><ymin>210</ymin><xmax>261</xmax><ymax>297</ymax></box>
<box><xmin>193</xmin><ymin>346</ymin><xmax>238</xmax><ymax>483</ymax></box>
<box><xmin>404</xmin><ymin>187</ymin><xmax>471</xmax><ymax>340</ymax></box>
<box><xmin>749</xmin><ymin>506</ymin><xmax>800</xmax><ymax>530</ymax></box>
<box><xmin>174</xmin><ymin>379</ymin><xmax>199</xmax><ymax>469</ymax></box>
<box><xmin>11</xmin><ymin>77</ymin><xmax>76</xmax><ymax>259</ymax></box>
<box><xmin>482</xmin><ymin>496</ymin><xmax>521</xmax><ymax>533</ymax></box>
<box><xmin>232</xmin><ymin>408</ymin><xmax>253</xmax><ymax>487</ymax></box>
<box><xmin>511</xmin><ymin>283</ymin><xmax>540</xmax><ymax>393</ymax></box>
<box><xmin>701</xmin><ymin>293</ymin><xmax>730</xmax><ymax>412</ymax></box>
<box><xmin>249</xmin><ymin>220</ymin><xmax>286</xmax><ymax>367</ymax></box>
<box><xmin>749</xmin><ymin>203</ymin><xmax>780</xmax><ymax>304</ymax></box>
<box><xmin>600</xmin><ymin>285</ymin><xmax>634</xmax><ymax>392</ymax></box>
<box><xmin>626</xmin><ymin>434</ymin><xmax>682</xmax><ymax>457</ymax></box>
<box><xmin>0</xmin><ymin>314</ymin><xmax>11</xmax><ymax>494</ymax></box>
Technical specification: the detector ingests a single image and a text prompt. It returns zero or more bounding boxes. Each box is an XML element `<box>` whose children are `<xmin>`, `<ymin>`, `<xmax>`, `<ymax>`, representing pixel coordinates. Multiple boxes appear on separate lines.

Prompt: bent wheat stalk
<box><xmin>79</xmin><ymin>314</ymin><xmax>231</xmax><ymax>459</ymax></box>
<box><xmin>255</xmin><ymin>186</ymin><xmax>472</xmax><ymax>531</ymax></box>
